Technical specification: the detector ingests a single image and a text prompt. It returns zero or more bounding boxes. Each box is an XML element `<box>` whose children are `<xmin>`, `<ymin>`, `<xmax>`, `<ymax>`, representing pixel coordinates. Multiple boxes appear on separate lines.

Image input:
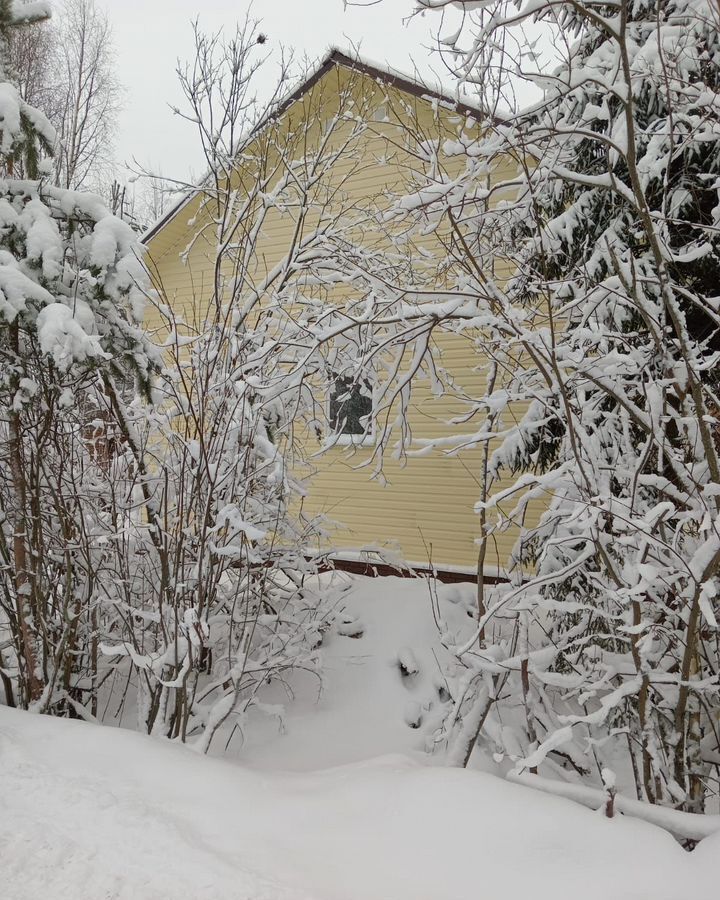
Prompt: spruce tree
<box><xmin>0</xmin><ymin>1</ymin><xmax>159</xmax><ymax>709</ymax></box>
<box><xmin>408</xmin><ymin>0</ymin><xmax>720</xmax><ymax>811</ymax></box>
<box><xmin>0</xmin><ymin>1</ymin><xmax>54</xmax><ymax>177</ymax></box>
<box><xmin>498</xmin><ymin>0</ymin><xmax>720</xmax><ymax>812</ymax></box>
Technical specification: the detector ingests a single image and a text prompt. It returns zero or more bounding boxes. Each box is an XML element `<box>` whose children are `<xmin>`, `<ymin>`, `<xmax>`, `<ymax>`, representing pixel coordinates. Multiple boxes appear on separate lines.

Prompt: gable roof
<box><xmin>271</xmin><ymin>48</ymin><xmax>489</xmax><ymax>131</ymax></box>
<box><xmin>142</xmin><ymin>48</ymin><xmax>489</xmax><ymax>246</ymax></box>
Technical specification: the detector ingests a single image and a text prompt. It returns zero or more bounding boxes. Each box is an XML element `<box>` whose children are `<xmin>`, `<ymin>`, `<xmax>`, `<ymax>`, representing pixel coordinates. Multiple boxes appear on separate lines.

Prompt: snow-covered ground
<box><xmin>233</xmin><ymin>574</ymin><xmax>464</xmax><ymax>770</ymax></box>
<box><xmin>1</xmin><ymin>576</ymin><xmax>717</xmax><ymax>899</ymax></box>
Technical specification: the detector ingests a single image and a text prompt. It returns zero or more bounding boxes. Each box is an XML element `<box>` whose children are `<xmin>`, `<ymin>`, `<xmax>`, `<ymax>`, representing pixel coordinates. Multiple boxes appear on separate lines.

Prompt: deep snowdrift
<box><xmin>2</xmin><ymin>706</ymin><xmax>715</xmax><ymax>900</ymax></box>
<box><xmin>1</xmin><ymin>576</ymin><xmax>716</xmax><ymax>899</ymax></box>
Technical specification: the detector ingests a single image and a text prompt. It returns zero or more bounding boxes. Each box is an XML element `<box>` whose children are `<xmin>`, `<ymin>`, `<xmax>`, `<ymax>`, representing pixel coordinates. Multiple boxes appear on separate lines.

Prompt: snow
<box><xmin>20</xmin><ymin>198</ymin><xmax>64</xmax><ymax>278</ymax></box>
<box><xmin>0</xmin><ymin>83</ymin><xmax>22</xmax><ymax>153</ymax></box>
<box><xmin>0</xmin><ymin>258</ymin><xmax>52</xmax><ymax>321</ymax></box>
<box><xmin>0</xmin><ymin>79</ymin><xmax>55</xmax><ymax>156</ymax></box>
<box><xmin>10</xmin><ymin>1</ymin><xmax>51</xmax><ymax>24</ymax></box>
<box><xmin>510</xmin><ymin>772</ymin><xmax>720</xmax><ymax>843</ymax></box>
<box><xmin>231</xmin><ymin>575</ymin><xmax>459</xmax><ymax>769</ymax></box>
<box><xmin>0</xmin><ymin>575</ymin><xmax>716</xmax><ymax>900</ymax></box>
<box><xmin>1</xmin><ymin>706</ymin><xmax>710</xmax><ymax>900</ymax></box>
<box><xmin>36</xmin><ymin>302</ymin><xmax>107</xmax><ymax>372</ymax></box>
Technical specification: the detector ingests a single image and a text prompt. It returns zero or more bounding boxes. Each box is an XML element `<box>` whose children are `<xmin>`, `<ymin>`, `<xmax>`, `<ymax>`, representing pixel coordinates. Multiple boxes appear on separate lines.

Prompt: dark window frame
<box><xmin>328</xmin><ymin>373</ymin><xmax>375</xmax><ymax>445</ymax></box>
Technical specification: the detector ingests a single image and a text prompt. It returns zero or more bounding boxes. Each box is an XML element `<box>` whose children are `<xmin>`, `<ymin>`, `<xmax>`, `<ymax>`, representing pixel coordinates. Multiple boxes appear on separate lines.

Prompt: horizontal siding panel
<box><xmin>146</xmin><ymin>65</ymin><xmax>534</xmax><ymax>571</ymax></box>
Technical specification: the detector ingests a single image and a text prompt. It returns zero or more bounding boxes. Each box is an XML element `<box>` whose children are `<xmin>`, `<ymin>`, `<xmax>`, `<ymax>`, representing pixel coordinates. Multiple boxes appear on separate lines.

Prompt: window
<box><xmin>329</xmin><ymin>374</ymin><xmax>374</xmax><ymax>444</ymax></box>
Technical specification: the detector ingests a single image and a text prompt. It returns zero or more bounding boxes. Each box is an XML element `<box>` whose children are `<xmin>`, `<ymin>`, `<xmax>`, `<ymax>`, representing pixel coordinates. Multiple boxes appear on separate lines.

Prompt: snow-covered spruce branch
<box><xmin>326</xmin><ymin>0</ymin><xmax>720</xmax><ymax>814</ymax></box>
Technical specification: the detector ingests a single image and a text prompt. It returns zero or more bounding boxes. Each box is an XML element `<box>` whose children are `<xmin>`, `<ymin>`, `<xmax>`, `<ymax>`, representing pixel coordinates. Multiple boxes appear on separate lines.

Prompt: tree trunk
<box><xmin>7</xmin><ymin>324</ymin><xmax>43</xmax><ymax>704</ymax></box>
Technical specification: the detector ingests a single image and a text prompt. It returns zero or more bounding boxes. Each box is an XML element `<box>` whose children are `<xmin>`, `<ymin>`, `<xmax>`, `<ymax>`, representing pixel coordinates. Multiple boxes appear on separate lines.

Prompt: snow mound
<box><xmin>0</xmin><ymin>702</ymin><xmax>712</xmax><ymax>900</ymax></box>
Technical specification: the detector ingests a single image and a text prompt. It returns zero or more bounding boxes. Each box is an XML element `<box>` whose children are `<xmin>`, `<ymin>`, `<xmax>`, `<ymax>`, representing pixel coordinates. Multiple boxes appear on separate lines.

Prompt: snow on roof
<box><xmin>322</xmin><ymin>47</ymin><xmax>489</xmax><ymax>119</ymax></box>
<box><xmin>142</xmin><ymin>47</ymin><xmax>492</xmax><ymax>246</ymax></box>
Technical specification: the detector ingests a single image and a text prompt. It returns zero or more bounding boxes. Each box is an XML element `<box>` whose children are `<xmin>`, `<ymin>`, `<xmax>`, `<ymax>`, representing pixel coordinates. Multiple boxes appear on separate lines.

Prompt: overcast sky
<box><xmin>91</xmin><ymin>0</ymin><xmax>454</xmax><ymax>183</ymax></box>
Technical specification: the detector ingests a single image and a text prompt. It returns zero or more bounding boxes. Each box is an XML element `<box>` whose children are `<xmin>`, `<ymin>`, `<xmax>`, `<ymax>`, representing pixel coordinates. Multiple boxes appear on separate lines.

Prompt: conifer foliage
<box><xmin>0</xmin><ymin>1</ymin><xmax>54</xmax><ymax>176</ymax></box>
<box><xmin>396</xmin><ymin>0</ymin><xmax>720</xmax><ymax>811</ymax></box>
<box><xmin>0</xmin><ymin>1</ymin><xmax>158</xmax><ymax>710</ymax></box>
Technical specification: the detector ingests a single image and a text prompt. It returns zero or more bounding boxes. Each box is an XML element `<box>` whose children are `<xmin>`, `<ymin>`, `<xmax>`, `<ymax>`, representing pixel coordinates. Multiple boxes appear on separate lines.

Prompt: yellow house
<box><xmin>143</xmin><ymin>49</ymin><xmax>519</xmax><ymax>581</ymax></box>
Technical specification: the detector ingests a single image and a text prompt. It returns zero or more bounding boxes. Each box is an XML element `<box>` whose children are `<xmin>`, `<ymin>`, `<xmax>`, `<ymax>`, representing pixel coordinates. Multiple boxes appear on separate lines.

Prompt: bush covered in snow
<box><xmin>0</xmin><ymin>6</ymin><xmax>335</xmax><ymax>751</ymax></box>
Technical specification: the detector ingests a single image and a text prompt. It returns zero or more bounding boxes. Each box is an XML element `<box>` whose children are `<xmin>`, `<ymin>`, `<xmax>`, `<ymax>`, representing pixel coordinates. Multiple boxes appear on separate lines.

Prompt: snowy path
<box><xmin>233</xmin><ymin>574</ymin><xmax>462</xmax><ymax>770</ymax></box>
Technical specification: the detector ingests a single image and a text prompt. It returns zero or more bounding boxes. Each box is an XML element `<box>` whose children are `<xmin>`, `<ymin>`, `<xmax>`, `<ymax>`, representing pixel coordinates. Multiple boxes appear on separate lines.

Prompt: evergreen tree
<box><xmin>499</xmin><ymin>0</ymin><xmax>720</xmax><ymax>813</ymax></box>
<box><xmin>0</xmin><ymin>1</ymin><xmax>54</xmax><ymax>177</ymax></box>
<box><xmin>402</xmin><ymin>0</ymin><xmax>720</xmax><ymax>811</ymax></box>
<box><xmin>0</xmin><ymin>0</ymin><xmax>159</xmax><ymax>709</ymax></box>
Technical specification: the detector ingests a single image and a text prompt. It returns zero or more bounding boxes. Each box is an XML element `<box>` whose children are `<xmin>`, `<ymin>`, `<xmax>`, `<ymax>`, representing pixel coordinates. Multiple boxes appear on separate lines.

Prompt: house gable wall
<box><xmin>144</xmin><ymin>57</ymin><xmax>524</xmax><ymax>574</ymax></box>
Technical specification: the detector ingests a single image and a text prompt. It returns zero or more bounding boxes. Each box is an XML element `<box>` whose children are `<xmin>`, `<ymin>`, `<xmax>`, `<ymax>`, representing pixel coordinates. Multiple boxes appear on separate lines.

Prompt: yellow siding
<box><xmin>145</xmin><ymin>61</ymin><xmax>529</xmax><ymax>573</ymax></box>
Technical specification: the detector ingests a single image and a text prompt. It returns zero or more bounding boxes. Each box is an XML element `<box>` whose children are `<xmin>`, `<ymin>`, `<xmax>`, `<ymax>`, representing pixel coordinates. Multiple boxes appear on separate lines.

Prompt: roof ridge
<box><xmin>324</xmin><ymin>47</ymin><xmax>490</xmax><ymax>121</ymax></box>
<box><xmin>143</xmin><ymin>47</ymin><xmax>494</xmax><ymax>245</ymax></box>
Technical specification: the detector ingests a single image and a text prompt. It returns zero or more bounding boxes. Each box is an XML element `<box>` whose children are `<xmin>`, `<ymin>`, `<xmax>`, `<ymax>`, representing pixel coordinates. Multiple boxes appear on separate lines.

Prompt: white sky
<box><xmin>92</xmin><ymin>0</ymin><xmax>455</xmax><ymax>183</ymax></box>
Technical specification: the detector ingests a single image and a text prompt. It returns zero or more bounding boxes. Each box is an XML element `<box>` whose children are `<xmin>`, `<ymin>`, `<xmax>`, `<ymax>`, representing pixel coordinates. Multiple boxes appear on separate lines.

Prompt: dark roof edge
<box><xmin>142</xmin><ymin>48</ymin><xmax>493</xmax><ymax>245</ymax></box>
<box><xmin>327</xmin><ymin>49</ymin><xmax>493</xmax><ymax>123</ymax></box>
